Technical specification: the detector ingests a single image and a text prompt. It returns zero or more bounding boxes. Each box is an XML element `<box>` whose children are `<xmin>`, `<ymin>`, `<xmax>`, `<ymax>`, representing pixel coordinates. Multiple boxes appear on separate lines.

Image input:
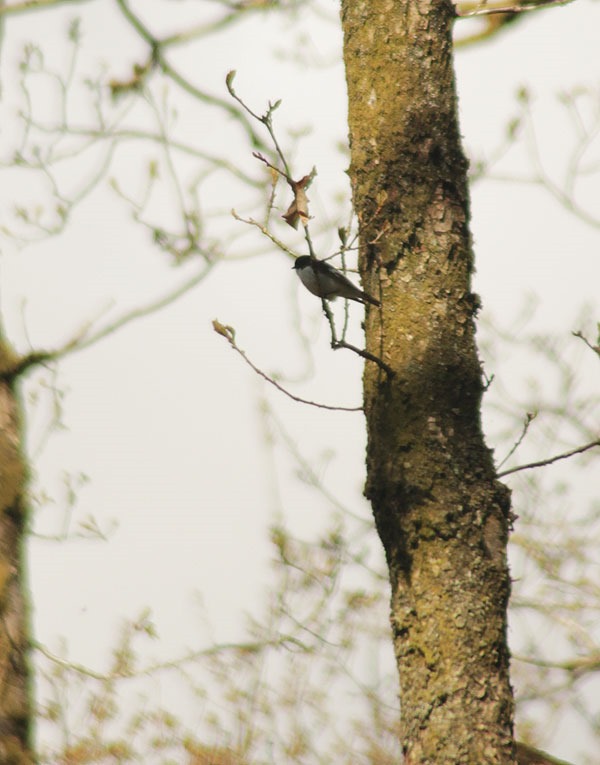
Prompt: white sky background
<box><xmin>0</xmin><ymin>0</ymin><xmax>599</xmax><ymax>761</ymax></box>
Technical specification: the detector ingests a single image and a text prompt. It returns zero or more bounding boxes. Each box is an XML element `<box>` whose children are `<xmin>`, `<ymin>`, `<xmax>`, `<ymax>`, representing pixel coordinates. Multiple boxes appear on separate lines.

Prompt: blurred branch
<box><xmin>522</xmin><ymin>91</ymin><xmax>600</xmax><ymax>229</ymax></box>
<box><xmin>473</xmin><ymin>88</ymin><xmax>600</xmax><ymax>231</ymax></box>
<box><xmin>454</xmin><ymin>12</ymin><xmax>521</xmax><ymax>47</ymax></box>
<box><xmin>1</xmin><ymin>267</ymin><xmax>211</xmax><ymax>380</ymax></box>
<box><xmin>515</xmin><ymin>742</ymin><xmax>575</xmax><ymax>765</ymax></box>
<box><xmin>231</xmin><ymin>210</ymin><xmax>299</xmax><ymax>258</ymax></box>
<box><xmin>226</xmin><ymin>72</ymin><xmax>290</xmax><ymax>173</ymax></box>
<box><xmin>112</xmin><ymin>0</ymin><xmax>267</xmax><ymax>149</ymax></box>
<box><xmin>212</xmin><ymin>320</ymin><xmax>363</xmax><ymax>411</ymax></box>
<box><xmin>513</xmin><ymin>651</ymin><xmax>600</xmax><ymax>679</ymax></box>
<box><xmin>0</xmin><ymin>0</ymin><xmax>92</xmax><ymax>14</ymax></box>
<box><xmin>24</xmin><ymin>123</ymin><xmax>262</xmax><ymax>186</ymax></box>
<box><xmin>456</xmin><ymin>0</ymin><xmax>575</xmax><ymax>18</ymax></box>
<box><xmin>265</xmin><ymin>405</ymin><xmax>368</xmax><ymax>522</ymax></box>
<box><xmin>468</xmin><ymin>111</ymin><xmax>523</xmax><ymax>179</ymax></box>
<box><xmin>573</xmin><ymin>329</ymin><xmax>600</xmax><ymax>360</ymax></box>
<box><xmin>34</xmin><ymin>633</ymin><xmax>307</xmax><ymax>682</ymax></box>
<box><xmin>160</xmin><ymin>1</ymin><xmax>278</xmax><ymax>46</ymax></box>
<box><xmin>498</xmin><ymin>438</ymin><xmax>600</xmax><ymax>477</ymax></box>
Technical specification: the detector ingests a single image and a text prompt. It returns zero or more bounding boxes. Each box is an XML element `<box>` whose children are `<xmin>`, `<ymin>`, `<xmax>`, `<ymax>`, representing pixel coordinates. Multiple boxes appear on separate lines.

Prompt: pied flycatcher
<box><xmin>293</xmin><ymin>256</ymin><xmax>380</xmax><ymax>307</ymax></box>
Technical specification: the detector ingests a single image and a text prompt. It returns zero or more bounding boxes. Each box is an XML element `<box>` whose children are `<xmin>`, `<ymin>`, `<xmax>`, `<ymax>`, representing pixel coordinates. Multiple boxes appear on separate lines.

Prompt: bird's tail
<box><xmin>361</xmin><ymin>291</ymin><xmax>380</xmax><ymax>307</ymax></box>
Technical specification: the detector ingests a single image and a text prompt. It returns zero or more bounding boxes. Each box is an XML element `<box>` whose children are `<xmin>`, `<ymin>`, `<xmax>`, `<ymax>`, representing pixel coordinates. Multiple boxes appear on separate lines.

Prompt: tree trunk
<box><xmin>0</xmin><ymin>335</ymin><xmax>34</xmax><ymax>764</ymax></box>
<box><xmin>341</xmin><ymin>1</ymin><xmax>515</xmax><ymax>763</ymax></box>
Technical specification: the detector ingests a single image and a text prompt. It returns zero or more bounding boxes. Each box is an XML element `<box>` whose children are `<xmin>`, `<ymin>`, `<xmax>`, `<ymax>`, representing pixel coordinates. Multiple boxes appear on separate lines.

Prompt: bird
<box><xmin>292</xmin><ymin>256</ymin><xmax>380</xmax><ymax>307</ymax></box>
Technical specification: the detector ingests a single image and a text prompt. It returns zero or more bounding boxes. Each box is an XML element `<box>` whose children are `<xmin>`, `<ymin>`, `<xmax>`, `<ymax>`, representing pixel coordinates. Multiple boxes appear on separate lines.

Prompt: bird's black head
<box><xmin>293</xmin><ymin>255</ymin><xmax>313</xmax><ymax>270</ymax></box>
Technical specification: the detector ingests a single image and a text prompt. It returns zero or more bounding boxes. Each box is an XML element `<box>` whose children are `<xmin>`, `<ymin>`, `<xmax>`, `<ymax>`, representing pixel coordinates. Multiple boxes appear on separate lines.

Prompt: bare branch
<box><xmin>226</xmin><ymin>71</ymin><xmax>290</xmax><ymax>173</ymax></box>
<box><xmin>320</xmin><ymin>300</ymin><xmax>394</xmax><ymax>377</ymax></box>
<box><xmin>22</xmin><ymin>123</ymin><xmax>261</xmax><ymax>185</ymax></box>
<box><xmin>497</xmin><ymin>438</ymin><xmax>600</xmax><ymax>477</ymax></box>
<box><xmin>231</xmin><ymin>210</ymin><xmax>299</xmax><ymax>258</ymax></box>
<box><xmin>523</xmin><ymin>96</ymin><xmax>600</xmax><ymax>229</ymax></box>
<box><xmin>212</xmin><ymin>320</ymin><xmax>363</xmax><ymax>412</ymax></box>
<box><xmin>497</xmin><ymin>411</ymin><xmax>537</xmax><ymax>469</ymax></box>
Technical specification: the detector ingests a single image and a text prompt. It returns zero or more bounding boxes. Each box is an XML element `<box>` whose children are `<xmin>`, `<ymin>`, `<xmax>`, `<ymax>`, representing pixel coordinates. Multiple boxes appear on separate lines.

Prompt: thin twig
<box><xmin>497</xmin><ymin>411</ymin><xmax>536</xmax><ymax>469</ymax></box>
<box><xmin>212</xmin><ymin>321</ymin><xmax>362</xmax><ymax>412</ymax></box>
<box><xmin>572</xmin><ymin>330</ymin><xmax>600</xmax><ymax>360</ymax></box>
<box><xmin>231</xmin><ymin>210</ymin><xmax>298</xmax><ymax>258</ymax></box>
<box><xmin>321</xmin><ymin>301</ymin><xmax>393</xmax><ymax>377</ymax></box>
<box><xmin>225</xmin><ymin>70</ymin><xmax>283</xmax><ymax>158</ymax></box>
<box><xmin>0</xmin><ymin>0</ymin><xmax>92</xmax><ymax>14</ymax></box>
<box><xmin>497</xmin><ymin>438</ymin><xmax>600</xmax><ymax>478</ymax></box>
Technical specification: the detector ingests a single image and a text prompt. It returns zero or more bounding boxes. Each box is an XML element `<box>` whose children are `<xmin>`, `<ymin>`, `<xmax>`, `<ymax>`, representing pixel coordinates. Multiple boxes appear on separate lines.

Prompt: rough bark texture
<box><xmin>0</xmin><ymin>337</ymin><xmax>34</xmax><ymax>764</ymax></box>
<box><xmin>341</xmin><ymin>1</ymin><xmax>515</xmax><ymax>763</ymax></box>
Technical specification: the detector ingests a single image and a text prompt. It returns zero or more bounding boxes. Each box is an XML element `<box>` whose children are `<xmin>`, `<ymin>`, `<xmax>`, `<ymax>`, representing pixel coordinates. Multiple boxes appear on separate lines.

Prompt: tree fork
<box><xmin>341</xmin><ymin>1</ymin><xmax>515</xmax><ymax>763</ymax></box>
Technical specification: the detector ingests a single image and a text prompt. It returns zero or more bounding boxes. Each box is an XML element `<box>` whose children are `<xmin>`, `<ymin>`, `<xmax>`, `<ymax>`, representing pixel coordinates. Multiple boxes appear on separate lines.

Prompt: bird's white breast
<box><xmin>297</xmin><ymin>266</ymin><xmax>336</xmax><ymax>297</ymax></box>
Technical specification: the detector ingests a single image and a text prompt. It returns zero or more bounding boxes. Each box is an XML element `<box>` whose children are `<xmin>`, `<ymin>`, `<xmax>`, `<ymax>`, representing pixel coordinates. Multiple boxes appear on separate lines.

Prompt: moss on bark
<box><xmin>0</xmin><ymin>337</ymin><xmax>34</xmax><ymax>764</ymax></box>
<box><xmin>341</xmin><ymin>1</ymin><xmax>515</xmax><ymax>762</ymax></box>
